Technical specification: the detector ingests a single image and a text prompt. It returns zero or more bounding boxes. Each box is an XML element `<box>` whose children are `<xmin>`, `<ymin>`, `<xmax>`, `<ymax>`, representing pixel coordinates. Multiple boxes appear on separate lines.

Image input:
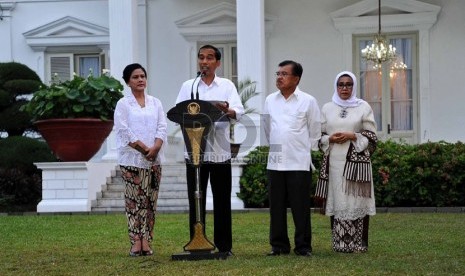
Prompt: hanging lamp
<box><xmin>361</xmin><ymin>0</ymin><xmax>396</xmax><ymax>65</ymax></box>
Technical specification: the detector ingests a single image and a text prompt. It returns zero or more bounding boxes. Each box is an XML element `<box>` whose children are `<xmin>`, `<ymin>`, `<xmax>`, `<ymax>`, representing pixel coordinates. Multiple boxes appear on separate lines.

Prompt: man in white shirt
<box><xmin>263</xmin><ymin>60</ymin><xmax>321</xmax><ymax>257</ymax></box>
<box><xmin>175</xmin><ymin>45</ymin><xmax>244</xmax><ymax>256</ymax></box>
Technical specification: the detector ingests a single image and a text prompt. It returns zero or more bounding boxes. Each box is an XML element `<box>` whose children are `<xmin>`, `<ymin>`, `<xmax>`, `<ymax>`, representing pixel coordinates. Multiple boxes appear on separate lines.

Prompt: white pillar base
<box><xmin>206</xmin><ymin>162</ymin><xmax>244</xmax><ymax>210</ymax></box>
<box><xmin>35</xmin><ymin>161</ymin><xmax>116</xmax><ymax>213</ymax></box>
<box><xmin>37</xmin><ymin>199</ymin><xmax>90</xmax><ymax>213</ymax></box>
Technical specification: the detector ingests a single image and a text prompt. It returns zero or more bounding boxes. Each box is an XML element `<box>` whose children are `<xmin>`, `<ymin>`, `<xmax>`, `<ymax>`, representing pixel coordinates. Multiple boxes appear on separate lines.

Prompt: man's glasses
<box><xmin>275</xmin><ymin>72</ymin><xmax>292</xmax><ymax>77</ymax></box>
<box><xmin>337</xmin><ymin>82</ymin><xmax>354</xmax><ymax>89</ymax></box>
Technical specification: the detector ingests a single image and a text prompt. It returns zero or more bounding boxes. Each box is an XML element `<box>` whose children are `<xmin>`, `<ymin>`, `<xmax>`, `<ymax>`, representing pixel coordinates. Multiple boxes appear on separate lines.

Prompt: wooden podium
<box><xmin>167</xmin><ymin>99</ymin><xmax>229</xmax><ymax>261</ymax></box>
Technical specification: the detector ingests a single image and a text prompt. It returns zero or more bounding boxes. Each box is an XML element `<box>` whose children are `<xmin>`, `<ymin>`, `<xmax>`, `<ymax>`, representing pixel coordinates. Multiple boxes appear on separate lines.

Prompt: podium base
<box><xmin>171</xmin><ymin>251</ymin><xmax>229</xmax><ymax>261</ymax></box>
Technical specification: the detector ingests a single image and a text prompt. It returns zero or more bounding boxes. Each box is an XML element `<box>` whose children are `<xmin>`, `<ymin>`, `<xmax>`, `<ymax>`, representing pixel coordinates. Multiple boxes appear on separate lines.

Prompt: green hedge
<box><xmin>373</xmin><ymin>140</ymin><xmax>465</xmax><ymax>207</ymax></box>
<box><xmin>238</xmin><ymin>140</ymin><xmax>465</xmax><ymax>208</ymax></box>
<box><xmin>237</xmin><ymin>146</ymin><xmax>271</xmax><ymax>207</ymax></box>
<box><xmin>0</xmin><ymin>62</ymin><xmax>42</xmax><ymax>136</ymax></box>
<box><xmin>237</xmin><ymin>146</ymin><xmax>322</xmax><ymax>208</ymax></box>
<box><xmin>0</xmin><ymin>136</ymin><xmax>57</xmax><ymax>212</ymax></box>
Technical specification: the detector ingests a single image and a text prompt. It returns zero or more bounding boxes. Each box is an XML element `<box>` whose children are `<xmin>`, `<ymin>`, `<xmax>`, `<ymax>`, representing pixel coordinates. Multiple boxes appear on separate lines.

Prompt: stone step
<box><xmin>103</xmin><ymin>182</ymin><xmax>187</xmax><ymax>191</ymax></box>
<box><xmin>106</xmin><ymin>176</ymin><xmax>187</xmax><ymax>185</ymax></box>
<box><xmin>103</xmin><ymin>183</ymin><xmax>124</xmax><ymax>192</ymax></box>
<box><xmin>91</xmin><ymin>163</ymin><xmax>189</xmax><ymax>213</ymax></box>
<box><xmin>107</xmin><ymin>172</ymin><xmax>187</xmax><ymax>185</ymax></box>
<box><xmin>158</xmin><ymin>190</ymin><xmax>187</xmax><ymax>199</ymax></box>
<box><xmin>100</xmin><ymin>189</ymin><xmax>188</xmax><ymax>199</ymax></box>
<box><xmin>93</xmin><ymin>198</ymin><xmax>189</xmax><ymax>209</ymax></box>
<box><xmin>159</xmin><ymin>183</ymin><xmax>188</xmax><ymax>191</ymax></box>
<box><xmin>157</xmin><ymin>206</ymin><xmax>189</xmax><ymax>212</ymax></box>
<box><xmin>91</xmin><ymin>205</ymin><xmax>189</xmax><ymax>213</ymax></box>
<box><xmin>95</xmin><ymin>198</ymin><xmax>124</xmax><ymax>206</ymax></box>
<box><xmin>113</xmin><ymin>164</ymin><xmax>186</xmax><ymax>174</ymax></box>
<box><xmin>92</xmin><ymin>206</ymin><xmax>125</xmax><ymax>213</ymax></box>
<box><xmin>101</xmin><ymin>190</ymin><xmax>123</xmax><ymax>198</ymax></box>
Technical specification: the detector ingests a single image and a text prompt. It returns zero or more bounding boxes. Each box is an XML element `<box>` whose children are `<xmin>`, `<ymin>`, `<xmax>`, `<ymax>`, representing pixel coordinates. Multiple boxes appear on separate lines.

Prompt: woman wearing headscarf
<box><xmin>315</xmin><ymin>71</ymin><xmax>377</xmax><ymax>253</ymax></box>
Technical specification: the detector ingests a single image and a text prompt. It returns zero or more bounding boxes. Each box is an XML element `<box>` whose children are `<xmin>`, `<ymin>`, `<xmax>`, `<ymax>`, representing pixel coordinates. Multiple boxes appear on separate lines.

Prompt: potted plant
<box><xmin>21</xmin><ymin>70</ymin><xmax>124</xmax><ymax>161</ymax></box>
<box><xmin>230</xmin><ymin>78</ymin><xmax>259</xmax><ymax>158</ymax></box>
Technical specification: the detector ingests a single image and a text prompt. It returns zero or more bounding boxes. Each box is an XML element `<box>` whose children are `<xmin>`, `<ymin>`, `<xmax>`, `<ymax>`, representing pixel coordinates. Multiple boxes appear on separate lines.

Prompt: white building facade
<box><xmin>1</xmin><ymin>0</ymin><xmax>464</xmax><ymax>211</ymax></box>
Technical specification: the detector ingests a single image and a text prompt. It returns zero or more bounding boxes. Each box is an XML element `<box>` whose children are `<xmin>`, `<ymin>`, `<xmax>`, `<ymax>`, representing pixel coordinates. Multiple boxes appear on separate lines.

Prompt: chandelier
<box><xmin>361</xmin><ymin>0</ymin><xmax>396</xmax><ymax>65</ymax></box>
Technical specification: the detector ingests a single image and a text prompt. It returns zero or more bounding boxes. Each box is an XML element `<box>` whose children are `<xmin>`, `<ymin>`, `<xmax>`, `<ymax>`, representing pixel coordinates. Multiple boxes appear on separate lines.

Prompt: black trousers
<box><xmin>267</xmin><ymin>170</ymin><xmax>312</xmax><ymax>253</ymax></box>
<box><xmin>185</xmin><ymin>160</ymin><xmax>232</xmax><ymax>252</ymax></box>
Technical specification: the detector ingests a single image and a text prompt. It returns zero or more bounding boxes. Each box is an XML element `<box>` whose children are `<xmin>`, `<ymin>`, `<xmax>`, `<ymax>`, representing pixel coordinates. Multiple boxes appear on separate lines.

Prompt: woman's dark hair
<box><xmin>198</xmin><ymin>45</ymin><xmax>222</xmax><ymax>60</ymax></box>
<box><xmin>278</xmin><ymin>60</ymin><xmax>303</xmax><ymax>78</ymax></box>
<box><xmin>122</xmin><ymin>63</ymin><xmax>147</xmax><ymax>83</ymax></box>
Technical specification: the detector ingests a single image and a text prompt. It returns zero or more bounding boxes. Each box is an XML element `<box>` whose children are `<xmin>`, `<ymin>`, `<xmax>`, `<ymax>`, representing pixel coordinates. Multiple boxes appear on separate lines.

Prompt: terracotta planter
<box><xmin>34</xmin><ymin>118</ymin><xmax>113</xmax><ymax>162</ymax></box>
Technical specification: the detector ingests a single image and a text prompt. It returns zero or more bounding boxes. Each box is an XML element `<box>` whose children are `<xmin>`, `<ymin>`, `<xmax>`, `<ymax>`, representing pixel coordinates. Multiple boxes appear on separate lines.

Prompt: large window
<box><xmin>356</xmin><ymin>33</ymin><xmax>418</xmax><ymax>143</ymax></box>
<box><xmin>46</xmin><ymin>53</ymin><xmax>105</xmax><ymax>84</ymax></box>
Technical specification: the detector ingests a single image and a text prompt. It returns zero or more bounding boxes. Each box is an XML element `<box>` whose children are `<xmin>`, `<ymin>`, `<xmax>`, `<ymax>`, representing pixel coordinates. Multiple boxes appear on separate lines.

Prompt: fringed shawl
<box><xmin>314</xmin><ymin>132</ymin><xmax>330</xmax><ymax>214</ymax></box>
<box><xmin>314</xmin><ymin>130</ymin><xmax>377</xmax><ymax>214</ymax></box>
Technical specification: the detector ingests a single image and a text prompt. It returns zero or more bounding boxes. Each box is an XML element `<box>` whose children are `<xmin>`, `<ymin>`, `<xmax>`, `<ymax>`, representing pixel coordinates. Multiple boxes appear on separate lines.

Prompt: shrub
<box><xmin>237</xmin><ymin>146</ymin><xmax>322</xmax><ymax>208</ymax></box>
<box><xmin>237</xmin><ymin>146</ymin><xmax>270</xmax><ymax>207</ymax></box>
<box><xmin>0</xmin><ymin>136</ymin><xmax>57</xmax><ymax>173</ymax></box>
<box><xmin>239</xmin><ymin>140</ymin><xmax>465</xmax><ymax>208</ymax></box>
<box><xmin>3</xmin><ymin>79</ymin><xmax>42</xmax><ymax>94</ymax></box>
<box><xmin>0</xmin><ymin>62</ymin><xmax>42</xmax><ymax>136</ymax></box>
<box><xmin>0</xmin><ymin>100</ymin><xmax>33</xmax><ymax>136</ymax></box>
<box><xmin>371</xmin><ymin>140</ymin><xmax>415</xmax><ymax>206</ymax></box>
<box><xmin>372</xmin><ymin>140</ymin><xmax>465</xmax><ymax>207</ymax></box>
<box><xmin>0</xmin><ymin>62</ymin><xmax>42</xmax><ymax>83</ymax></box>
<box><xmin>0</xmin><ymin>168</ymin><xmax>42</xmax><ymax>210</ymax></box>
<box><xmin>0</xmin><ymin>136</ymin><xmax>57</xmax><ymax>211</ymax></box>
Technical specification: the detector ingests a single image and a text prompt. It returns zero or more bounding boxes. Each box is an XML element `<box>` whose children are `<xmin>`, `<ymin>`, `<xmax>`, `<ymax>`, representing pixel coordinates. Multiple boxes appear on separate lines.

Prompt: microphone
<box><xmin>196</xmin><ymin>71</ymin><xmax>205</xmax><ymax>100</ymax></box>
<box><xmin>190</xmin><ymin>71</ymin><xmax>201</xmax><ymax>100</ymax></box>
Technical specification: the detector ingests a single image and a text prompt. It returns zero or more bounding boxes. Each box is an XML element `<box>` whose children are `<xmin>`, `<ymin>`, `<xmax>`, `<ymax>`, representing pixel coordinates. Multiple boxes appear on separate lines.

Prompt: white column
<box><xmin>102</xmin><ymin>0</ymin><xmax>141</xmax><ymax>161</ymax></box>
<box><xmin>236</xmin><ymin>0</ymin><xmax>265</xmax><ymax>152</ymax></box>
<box><xmin>0</xmin><ymin>2</ymin><xmax>15</xmax><ymax>61</ymax></box>
<box><xmin>342</xmin><ymin>33</ymin><xmax>353</xmax><ymax>71</ymax></box>
<box><xmin>207</xmin><ymin>0</ymin><xmax>265</xmax><ymax>211</ymax></box>
<box><xmin>418</xmin><ymin>28</ymin><xmax>431</xmax><ymax>142</ymax></box>
<box><xmin>237</xmin><ymin>0</ymin><xmax>266</xmax><ymax>109</ymax></box>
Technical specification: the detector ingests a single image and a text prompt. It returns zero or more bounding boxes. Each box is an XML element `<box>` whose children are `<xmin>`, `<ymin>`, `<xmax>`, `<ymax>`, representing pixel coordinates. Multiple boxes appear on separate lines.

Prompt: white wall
<box><xmin>1</xmin><ymin>0</ymin><xmax>464</xmax><ymax>143</ymax></box>
<box><xmin>428</xmin><ymin>0</ymin><xmax>465</xmax><ymax>142</ymax></box>
<box><xmin>145</xmin><ymin>0</ymin><xmax>236</xmax><ymax>137</ymax></box>
<box><xmin>148</xmin><ymin>0</ymin><xmax>465</xmax><ymax>143</ymax></box>
<box><xmin>1</xmin><ymin>0</ymin><xmax>109</xmax><ymax>79</ymax></box>
<box><xmin>264</xmin><ymin>0</ymin><xmax>349</xmax><ymax>107</ymax></box>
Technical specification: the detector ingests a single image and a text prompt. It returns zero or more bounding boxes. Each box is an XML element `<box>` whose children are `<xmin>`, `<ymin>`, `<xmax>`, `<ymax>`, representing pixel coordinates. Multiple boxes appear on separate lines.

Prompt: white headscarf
<box><xmin>331</xmin><ymin>71</ymin><xmax>362</xmax><ymax>107</ymax></box>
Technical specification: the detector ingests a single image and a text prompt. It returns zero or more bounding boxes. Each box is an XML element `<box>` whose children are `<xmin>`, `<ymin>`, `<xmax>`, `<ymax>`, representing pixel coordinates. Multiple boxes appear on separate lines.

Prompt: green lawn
<box><xmin>0</xmin><ymin>212</ymin><xmax>463</xmax><ymax>275</ymax></box>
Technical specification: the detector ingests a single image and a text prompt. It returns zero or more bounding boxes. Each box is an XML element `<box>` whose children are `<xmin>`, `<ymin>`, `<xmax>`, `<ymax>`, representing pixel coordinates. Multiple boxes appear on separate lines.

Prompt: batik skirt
<box><xmin>120</xmin><ymin>165</ymin><xmax>161</xmax><ymax>244</ymax></box>
<box><xmin>332</xmin><ymin>217</ymin><xmax>368</xmax><ymax>253</ymax></box>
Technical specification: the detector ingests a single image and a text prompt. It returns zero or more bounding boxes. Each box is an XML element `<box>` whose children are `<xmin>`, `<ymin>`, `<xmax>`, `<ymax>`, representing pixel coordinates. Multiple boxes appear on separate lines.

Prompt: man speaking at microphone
<box><xmin>175</xmin><ymin>44</ymin><xmax>244</xmax><ymax>256</ymax></box>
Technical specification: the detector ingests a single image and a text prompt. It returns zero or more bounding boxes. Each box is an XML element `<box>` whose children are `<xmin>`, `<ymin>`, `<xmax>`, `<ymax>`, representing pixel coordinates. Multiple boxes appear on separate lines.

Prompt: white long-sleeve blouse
<box><xmin>113</xmin><ymin>93</ymin><xmax>167</xmax><ymax>169</ymax></box>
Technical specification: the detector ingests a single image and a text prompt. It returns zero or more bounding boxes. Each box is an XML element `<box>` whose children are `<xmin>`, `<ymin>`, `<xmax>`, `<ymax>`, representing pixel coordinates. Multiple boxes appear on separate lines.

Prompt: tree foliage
<box><xmin>0</xmin><ymin>62</ymin><xmax>42</xmax><ymax>136</ymax></box>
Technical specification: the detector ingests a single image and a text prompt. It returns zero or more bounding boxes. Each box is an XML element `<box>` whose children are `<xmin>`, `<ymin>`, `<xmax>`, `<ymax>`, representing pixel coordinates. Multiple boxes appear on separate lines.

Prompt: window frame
<box><xmin>354</xmin><ymin>32</ymin><xmax>418</xmax><ymax>143</ymax></box>
<box><xmin>46</xmin><ymin>52</ymin><xmax>105</xmax><ymax>84</ymax></box>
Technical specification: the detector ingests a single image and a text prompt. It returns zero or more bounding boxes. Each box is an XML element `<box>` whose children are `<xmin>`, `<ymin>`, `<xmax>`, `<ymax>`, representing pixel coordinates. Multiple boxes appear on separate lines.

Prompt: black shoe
<box><xmin>267</xmin><ymin>249</ymin><xmax>290</xmax><ymax>256</ymax></box>
<box><xmin>294</xmin><ymin>249</ymin><xmax>312</xmax><ymax>257</ymax></box>
<box><xmin>222</xmin><ymin>251</ymin><xmax>234</xmax><ymax>257</ymax></box>
<box><xmin>142</xmin><ymin>249</ymin><xmax>153</xmax><ymax>256</ymax></box>
<box><xmin>129</xmin><ymin>249</ymin><xmax>141</xmax><ymax>257</ymax></box>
